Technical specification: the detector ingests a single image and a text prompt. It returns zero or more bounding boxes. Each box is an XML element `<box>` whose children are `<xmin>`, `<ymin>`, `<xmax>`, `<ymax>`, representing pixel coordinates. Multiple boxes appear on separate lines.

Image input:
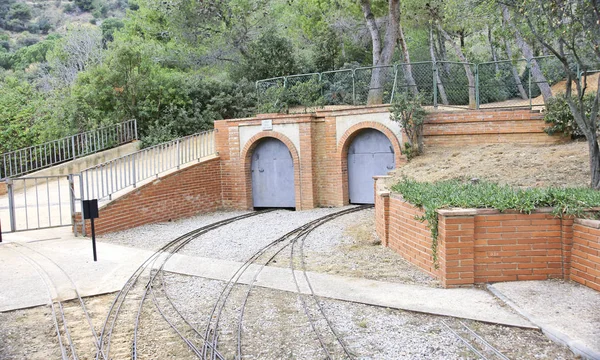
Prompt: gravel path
<box><xmin>0</xmin><ymin>208</ymin><xmax>579</xmax><ymax>359</ymax></box>
<box><xmin>161</xmin><ymin>273</ymin><xmax>575</xmax><ymax>360</ymax></box>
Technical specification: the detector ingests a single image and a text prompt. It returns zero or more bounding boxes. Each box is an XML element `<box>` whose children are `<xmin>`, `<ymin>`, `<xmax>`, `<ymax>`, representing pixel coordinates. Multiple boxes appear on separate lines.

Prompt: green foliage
<box><xmin>390</xmin><ymin>92</ymin><xmax>426</xmax><ymax>156</ymax></box>
<box><xmin>544</xmin><ymin>93</ymin><xmax>599</xmax><ymax>138</ymax></box>
<box><xmin>392</xmin><ymin>178</ymin><xmax>600</xmax><ymax>267</ymax></box>
<box><xmin>100</xmin><ymin>18</ymin><xmax>123</xmax><ymax>44</ymax></box>
<box><xmin>7</xmin><ymin>3</ymin><xmax>31</xmax><ymax>22</ymax></box>
<box><xmin>0</xmin><ymin>76</ymin><xmax>43</xmax><ymax>153</ymax></box>
<box><xmin>257</xmin><ymin>86</ymin><xmax>288</xmax><ymax>114</ymax></box>
<box><xmin>75</xmin><ymin>0</ymin><xmax>95</xmax><ymax>12</ymax></box>
<box><xmin>286</xmin><ymin>77</ymin><xmax>325</xmax><ymax>112</ymax></box>
<box><xmin>236</xmin><ymin>32</ymin><xmax>297</xmax><ymax>82</ymax></box>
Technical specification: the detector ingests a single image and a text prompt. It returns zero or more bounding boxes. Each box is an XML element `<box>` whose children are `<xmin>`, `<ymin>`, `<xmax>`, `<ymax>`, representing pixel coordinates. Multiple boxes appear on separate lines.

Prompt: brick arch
<box><xmin>241</xmin><ymin>132</ymin><xmax>301</xmax><ymax>209</ymax></box>
<box><xmin>337</xmin><ymin>122</ymin><xmax>403</xmax><ymax>205</ymax></box>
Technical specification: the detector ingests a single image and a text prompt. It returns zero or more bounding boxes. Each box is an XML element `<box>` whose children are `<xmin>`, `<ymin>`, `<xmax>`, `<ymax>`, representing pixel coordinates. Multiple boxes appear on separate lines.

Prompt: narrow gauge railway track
<box><xmin>95</xmin><ymin>211</ymin><xmax>271</xmax><ymax>360</ymax></box>
<box><xmin>442</xmin><ymin>320</ymin><xmax>511</xmax><ymax>360</ymax></box>
<box><xmin>8</xmin><ymin>243</ymin><xmax>102</xmax><ymax>360</ymax></box>
<box><xmin>197</xmin><ymin>205</ymin><xmax>372</xmax><ymax>360</ymax></box>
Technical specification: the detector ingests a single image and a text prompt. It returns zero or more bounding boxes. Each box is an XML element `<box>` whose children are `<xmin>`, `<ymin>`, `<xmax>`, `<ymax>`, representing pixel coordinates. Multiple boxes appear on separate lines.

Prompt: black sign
<box><xmin>83</xmin><ymin>200</ymin><xmax>99</xmax><ymax>219</ymax></box>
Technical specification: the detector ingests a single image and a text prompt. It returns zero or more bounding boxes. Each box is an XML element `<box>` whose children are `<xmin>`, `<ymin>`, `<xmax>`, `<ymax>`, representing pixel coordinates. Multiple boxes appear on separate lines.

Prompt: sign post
<box><xmin>82</xmin><ymin>199</ymin><xmax>99</xmax><ymax>261</ymax></box>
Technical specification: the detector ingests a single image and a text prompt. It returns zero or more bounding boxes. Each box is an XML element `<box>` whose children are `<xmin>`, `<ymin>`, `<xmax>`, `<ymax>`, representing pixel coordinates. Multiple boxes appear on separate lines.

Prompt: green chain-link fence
<box><xmin>255</xmin><ymin>56</ymin><xmax>595</xmax><ymax>112</ymax></box>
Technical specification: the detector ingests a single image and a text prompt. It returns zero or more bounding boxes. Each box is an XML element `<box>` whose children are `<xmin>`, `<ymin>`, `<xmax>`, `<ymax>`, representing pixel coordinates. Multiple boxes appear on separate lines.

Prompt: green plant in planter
<box><xmin>391</xmin><ymin>178</ymin><xmax>600</xmax><ymax>268</ymax></box>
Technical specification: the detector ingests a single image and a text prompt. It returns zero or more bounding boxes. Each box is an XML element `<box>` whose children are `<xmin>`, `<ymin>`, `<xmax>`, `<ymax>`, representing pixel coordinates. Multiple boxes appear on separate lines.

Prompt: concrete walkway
<box><xmin>1</xmin><ymin>228</ymin><xmax>533</xmax><ymax>330</ymax></box>
<box><xmin>489</xmin><ymin>282</ymin><xmax>600</xmax><ymax>360</ymax></box>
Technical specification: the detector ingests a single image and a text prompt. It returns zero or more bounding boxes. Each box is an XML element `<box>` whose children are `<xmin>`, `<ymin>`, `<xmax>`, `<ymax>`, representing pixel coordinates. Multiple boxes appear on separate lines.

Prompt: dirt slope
<box><xmin>386</xmin><ymin>140</ymin><xmax>592</xmax><ymax>188</ymax></box>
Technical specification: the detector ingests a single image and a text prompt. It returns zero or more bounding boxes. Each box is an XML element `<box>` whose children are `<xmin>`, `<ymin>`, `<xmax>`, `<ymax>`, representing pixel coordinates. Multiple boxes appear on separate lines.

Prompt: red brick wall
<box><xmin>375</xmin><ymin>183</ymin><xmax>599</xmax><ymax>291</ymax></box>
<box><xmin>424</xmin><ymin>109</ymin><xmax>564</xmax><ymax>146</ymax></box>
<box><xmin>572</xmin><ymin>219</ymin><xmax>600</xmax><ymax>291</ymax></box>
<box><xmin>472</xmin><ymin>212</ymin><xmax>565</xmax><ymax>283</ymax></box>
<box><xmin>76</xmin><ymin>157</ymin><xmax>223</xmax><ymax>235</ymax></box>
<box><xmin>386</xmin><ymin>194</ymin><xmax>439</xmax><ymax>278</ymax></box>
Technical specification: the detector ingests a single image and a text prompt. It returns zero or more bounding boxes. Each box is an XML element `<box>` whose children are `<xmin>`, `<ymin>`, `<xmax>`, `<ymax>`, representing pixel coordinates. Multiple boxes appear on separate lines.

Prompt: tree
<box><xmin>504</xmin><ymin>0</ymin><xmax>600</xmax><ymax>189</ymax></box>
<box><xmin>499</xmin><ymin>4</ymin><xmax>553</xmax><ymax>103</ymax></box>
<box><xmin>360</xmin><ymin>0</ymin><xmax>399</xmax><ymax>105</ymax></box>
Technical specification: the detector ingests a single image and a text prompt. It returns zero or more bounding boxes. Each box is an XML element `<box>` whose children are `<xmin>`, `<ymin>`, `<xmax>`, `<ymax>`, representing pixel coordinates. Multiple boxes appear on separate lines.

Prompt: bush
<box><xmin>544</xmin><ymin>93</ymin><xmax>599</xmax><ymax>138</ymax></box>
<box><xmin>390</xmin><ymin>92</ymin><xmax>427</xmax><ymax>158</ymax></box>
<box><xmin>392</xmin><ymin>178</ymin><xmax>600</xmax><ymax>267</ymax></box>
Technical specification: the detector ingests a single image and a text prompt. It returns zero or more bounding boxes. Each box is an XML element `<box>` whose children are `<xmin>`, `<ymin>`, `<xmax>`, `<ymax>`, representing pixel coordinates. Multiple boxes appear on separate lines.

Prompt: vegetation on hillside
<box><xmin>0</xmin><ymin>0</ymin><xmax>599</xmax><ymax>187</ymax></box>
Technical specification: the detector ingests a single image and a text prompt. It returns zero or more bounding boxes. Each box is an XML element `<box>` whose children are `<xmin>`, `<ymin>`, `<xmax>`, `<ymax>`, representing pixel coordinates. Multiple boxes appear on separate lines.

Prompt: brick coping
<box><xmin>574</xmin><ymin>218</ymin><xmax>600</xmax><ymax>228</ymax></box>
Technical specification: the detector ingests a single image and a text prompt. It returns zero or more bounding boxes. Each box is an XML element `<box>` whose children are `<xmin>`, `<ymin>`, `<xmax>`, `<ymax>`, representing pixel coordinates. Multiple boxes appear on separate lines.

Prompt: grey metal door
<box><xmin>348</xmin><ymin>129</ymin><xmax>395</xmax><ymax>204</ymax></box>
<box><xmin>251</xmin><ymin>138</ymin><xmax>295</xmax><ymax>208</ymax></box>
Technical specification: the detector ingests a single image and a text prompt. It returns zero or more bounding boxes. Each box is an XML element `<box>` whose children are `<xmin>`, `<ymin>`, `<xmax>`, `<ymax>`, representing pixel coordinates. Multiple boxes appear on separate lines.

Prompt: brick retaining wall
<box><xmin>423</xmin><ymin>109</ymin><xmax>563</xmax><ymax>146</ymax></box>
<box><xmin>75</xmin><ymin>157</ymin><xmax>223</xmax><ymax>235</ymax></box>
<box><xmin>375</xmin><ymin>183</ymin><xmax>599</xmax><ymax>291</ymax></box>
<box><xmin>572</xmin><ymin>219</ymin><xmax>600</xmax><ymax>291</ymax></box>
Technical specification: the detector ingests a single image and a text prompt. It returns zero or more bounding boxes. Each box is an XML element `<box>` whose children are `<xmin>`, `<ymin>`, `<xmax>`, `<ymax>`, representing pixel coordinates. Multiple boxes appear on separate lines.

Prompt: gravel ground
<box><xmin>162</xmin><ymin>273</ymin><xmax>575</xmax><ymax>360</ymax></box>
<box><xmin>0</xmin><ymin>208</ymin><xmax>580</xmax><ymax>359</ymax></box>
<box><xmin>100</xmin><ymin>208</ymin><xmax>439</xmax><ymax>286</ymax></box>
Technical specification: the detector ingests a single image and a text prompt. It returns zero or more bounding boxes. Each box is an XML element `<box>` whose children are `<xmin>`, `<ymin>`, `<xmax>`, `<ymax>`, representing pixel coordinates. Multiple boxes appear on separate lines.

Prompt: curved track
<box><xmin>8</xmin><ymin>243</ymin><xmax>102</xmax><ymax>360</ymax></box>
<box><xmin>94</xmin><ymin>211</ymin><xmax>270</xmax><ymax>360</ymax></box>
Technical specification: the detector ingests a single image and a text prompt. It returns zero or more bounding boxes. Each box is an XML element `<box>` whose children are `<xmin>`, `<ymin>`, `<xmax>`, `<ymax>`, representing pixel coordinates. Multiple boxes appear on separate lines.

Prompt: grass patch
<box><xmin>391</xmin><ymin>178</ymin><xmax>600</xmax><ymax>267</ymax></box>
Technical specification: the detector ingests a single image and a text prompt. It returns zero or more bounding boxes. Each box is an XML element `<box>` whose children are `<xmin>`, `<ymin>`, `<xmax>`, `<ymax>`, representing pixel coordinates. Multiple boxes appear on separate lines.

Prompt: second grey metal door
<box><xmin>251</xmin><ymin>138</ymin><xmax>295</xmax><ymax>208</ymax></box>
<box><xmin>348</xmin><ymin>129</ymin><xmax>395</xmax><ymax>204</ymax></box>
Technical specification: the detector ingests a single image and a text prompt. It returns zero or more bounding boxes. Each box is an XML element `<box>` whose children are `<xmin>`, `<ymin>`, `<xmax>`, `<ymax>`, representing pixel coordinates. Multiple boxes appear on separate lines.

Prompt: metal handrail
<box><xmin>1</xmin><ymin>119</ymin><xmax>137</xmax><ymax>180</ymax></box>
<box><xmin>80</xmin><ymin>129</ymin><xmax>216</xmax><ymax>201</ymax></box>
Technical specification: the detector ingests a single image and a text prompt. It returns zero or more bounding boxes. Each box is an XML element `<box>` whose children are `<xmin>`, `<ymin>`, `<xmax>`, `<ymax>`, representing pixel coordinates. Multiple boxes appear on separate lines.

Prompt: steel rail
<box><xmin>202</xmin><ymin>211</ymin><xmax>350</xmax><ymax>359</ymax></box>
<box><xmin>8</xmin><ymin>245</ymin><xmax>69</xmax><ymax>360</ymax></box>
<box><xmin>198</xmin><ymin>206</ymin><xmax>370</xmax><ymax>360</ymax></box>
<box><xmin>459</xmin><ymin>321</ymin><xmax>511</xmax><ymax>360</ymax></box>
<box><xmin>95</xmin><ymin>211</ymin><xmax>267</xmax><ymax>360</ymax></box>
<box><xmin>133</xmin><ymin>211</ymin><xmax>271</xmax><ymax>358</ymax></box>
<box><xmin>287</xmin><ymin>206</ymin><xmax>371</xmax><ymax>359</ymax></box>
<box><xmin>442</xmin><ymin>320</ymin><xmax>509</xmax><ymax>360</ymax></box>
<box><xmin>13</xmin><ymin>243</ymin><xmax>104</xmax><ymax>358</ymax></box>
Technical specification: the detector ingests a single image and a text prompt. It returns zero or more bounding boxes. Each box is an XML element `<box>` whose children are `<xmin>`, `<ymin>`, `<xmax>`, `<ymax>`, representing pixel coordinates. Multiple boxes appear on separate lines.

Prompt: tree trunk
<box><xmin>504</xmin><ymin>38</ymin><xmax>529</xmax><ymax>100</ymax></box>
<box><xmin>589</xmin><ymin>132</ymin><xmax>600</xmax><ymax>189</ymax></box>
<box><xmin>398</xmin><ymin>22</ymin><xmax>418</xmax><ymax>96</ymax></box>
<box><xmin>429</xmin><ymin>26</ymin><xmax>448</xmax><ymax>105</ymax></box>
<box><xmin>438</xmin><ymin>25</ymin><xmax>476</xmax><ymax>108</ymax></box>
<box><xmin>361</xmin><ymin>0</ymin><xmax>399</xmax><ymax>105</ymax></box>
<box><xmin>488</xmin><ymin>26</ymin><xmax>499</xmax><ymax>72</ymax></box>
<box><xmin>501</xmin><ymin>4</ymin><xmax>553</xmax><ymax>103</ymax></box>
<box><xmin>435</xmin><ymin>28</ymin><xmax>450</xmax><ymax>75</ymax></box>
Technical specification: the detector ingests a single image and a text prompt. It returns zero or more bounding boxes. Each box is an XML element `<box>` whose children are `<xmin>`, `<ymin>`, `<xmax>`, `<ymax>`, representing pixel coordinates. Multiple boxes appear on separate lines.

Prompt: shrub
<box><xmin>544</xmin><ymin>93</ymin><xmax>599</xmax><ymax>138</ymax></box>
<box><xmin>390</xmin><ymin>92</ymin><xmax>427</xmax><ymax>157</ymax></box>
<box><xmin>391</xmin><ymin>178</ymin><xmax>600</xmax><ymax>267</ymax></box>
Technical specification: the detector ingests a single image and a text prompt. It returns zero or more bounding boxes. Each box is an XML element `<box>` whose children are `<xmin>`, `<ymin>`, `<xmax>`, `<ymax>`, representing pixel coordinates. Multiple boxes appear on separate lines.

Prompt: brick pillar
<box><xmin>561</xmin><ymin>216</ymin><xmax>574</xmax><ymax>280</ymax></box>
<box><xmin>299</xmin><ymin>122</ymin><xmax>316</xmax><ymax>210</ymax></box>
<box><xmin>437</xmin><ymin>210</ymin><xmax>476</xmax><ymax>288</ymax></box>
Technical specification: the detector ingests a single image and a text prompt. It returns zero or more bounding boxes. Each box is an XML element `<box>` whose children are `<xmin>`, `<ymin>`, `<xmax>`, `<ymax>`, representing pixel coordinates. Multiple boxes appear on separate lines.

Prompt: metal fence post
<box><xmin>133</xmin><ymin>119</ymin><xmax>138</xmax><ymax>141</ymax></box>
<box><xmin>7</xmin><ymin>179</ymin><xmax>16</xmax><ymax>232</ymax></box>
<box><xmin>71</xmin><ymin>135</ymin><xmax>77</xmax><ymax>160</ymax></box>
<box><xmin>352</xmin><ymin>69</ymin><xmax>356</xmax><ymax>105</ymax></box>
<box><xmin>176</xmin><ymin>139</ymin><xmax>181</xmax><ymax>169</ymax></box>
<box><xmin>78</xmin><ymin>174</ymin><xmax>86</xmax><ymax>236</ymax></box>
<box><xmin>433</xmin><ymin>61</ymin><xmax>438</xmax><ymax>108</ymax></box>
<box><xmin>527</xmin><ymin>59</ymin><xmax>532</xmax><ymax>110</ymax></box>
<box><xmin>390</xmin><ymin>64</ymin><xmax>398</xmax><ymax>103</ymax></box>
<box><xmin>68</xmin><ymin>174</ymin><xmax>76</xmax><ymax>236</ymax></box>
<box><xmin>475</xmin><ymin>64</ymin><xmax>480</xmax><ymax>110</ymax></box>
<box><xmin>131</xmin><ymin>153</ymin><xmax>137</xmax><ymax>188</ymax></box>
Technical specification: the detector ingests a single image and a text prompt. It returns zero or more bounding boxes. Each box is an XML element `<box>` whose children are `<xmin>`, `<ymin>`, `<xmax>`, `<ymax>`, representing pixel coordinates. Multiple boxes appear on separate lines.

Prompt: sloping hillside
<box><xmin>386</xmin><ymin>140</ymin><xmax>591</xmax><ymax>188</ymax></box>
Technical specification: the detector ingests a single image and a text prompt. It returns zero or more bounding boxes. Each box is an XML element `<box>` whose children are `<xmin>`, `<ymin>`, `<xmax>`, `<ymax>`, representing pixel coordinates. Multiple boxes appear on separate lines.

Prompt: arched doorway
<box><xmin>251</xmin><ymin>138</ymin><xmax>296</xmax><ymax>208</ymax></box>
<box><xmin>347</xmin><ymin>129</ymin><xmax>395</xmax><ymax>204</ymax></box>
